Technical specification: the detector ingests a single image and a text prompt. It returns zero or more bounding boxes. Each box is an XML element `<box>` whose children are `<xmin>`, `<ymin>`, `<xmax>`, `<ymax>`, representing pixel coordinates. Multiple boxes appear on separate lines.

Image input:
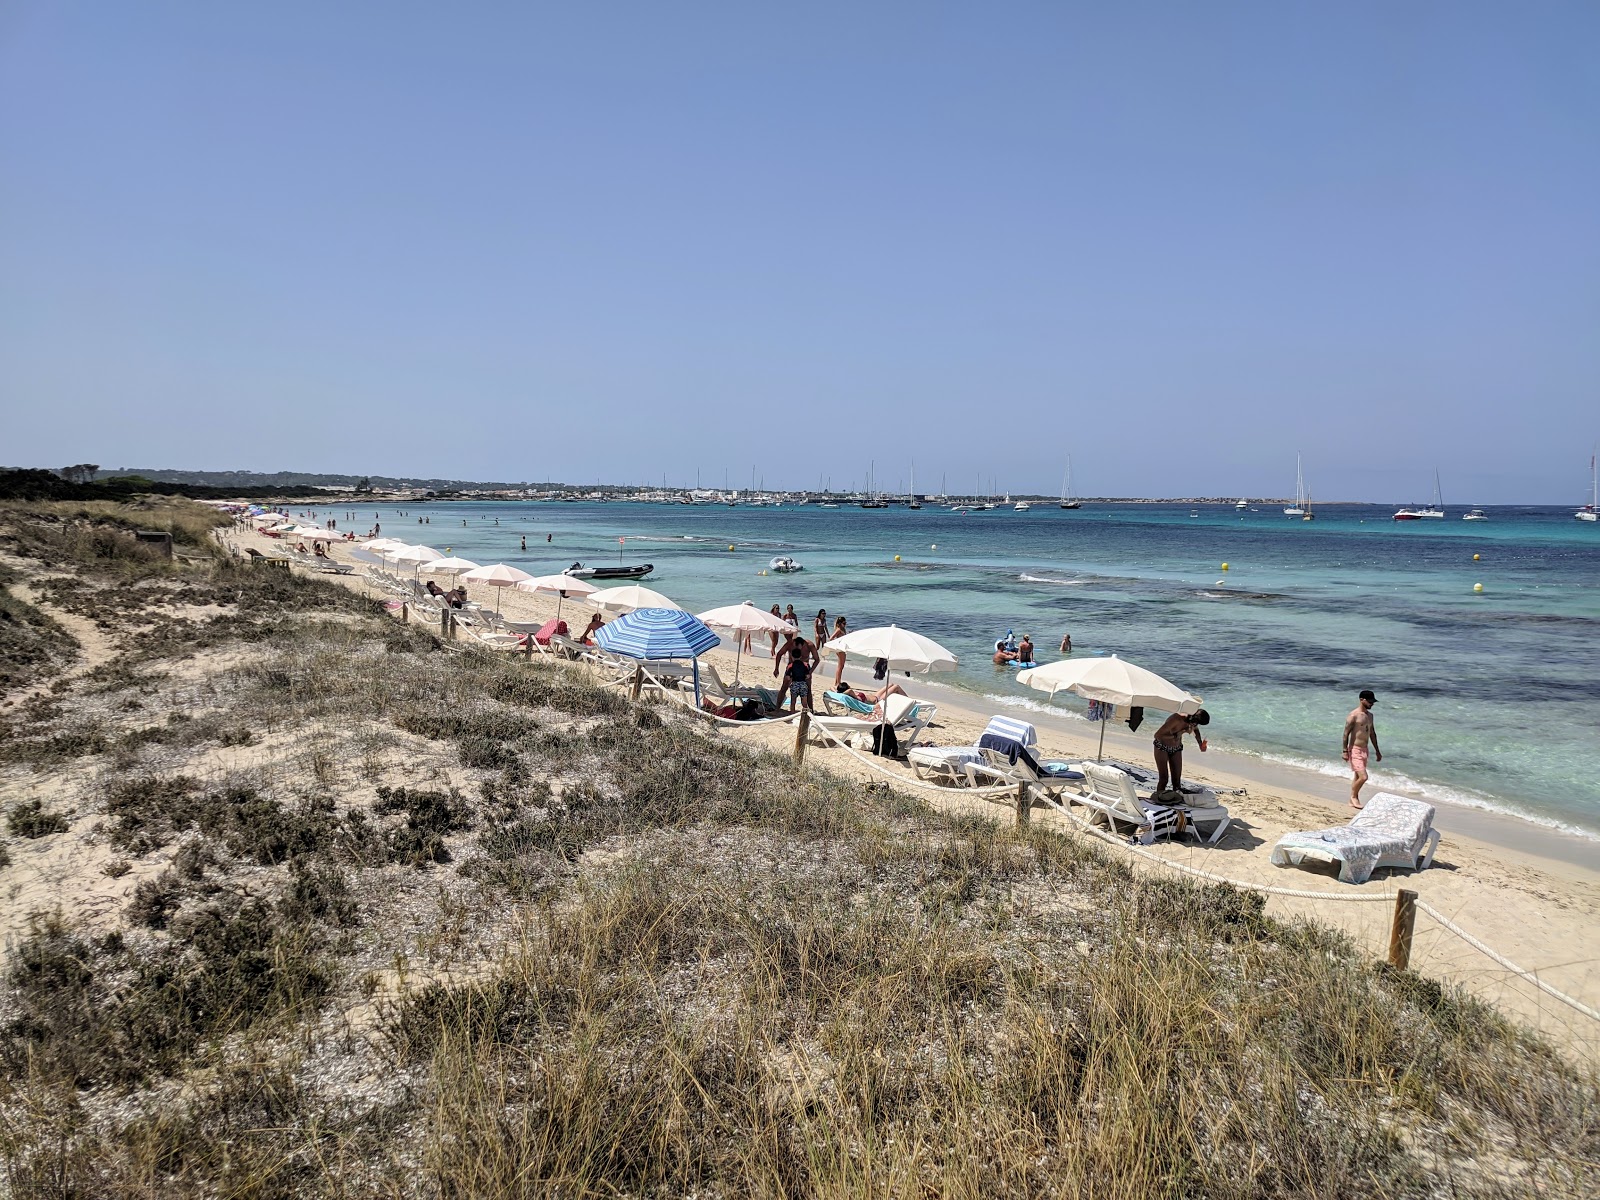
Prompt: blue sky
<box><xmin>2</xmin><ymin>2</ymin><xmax>1596</xmax><ymax>501</ymax></box>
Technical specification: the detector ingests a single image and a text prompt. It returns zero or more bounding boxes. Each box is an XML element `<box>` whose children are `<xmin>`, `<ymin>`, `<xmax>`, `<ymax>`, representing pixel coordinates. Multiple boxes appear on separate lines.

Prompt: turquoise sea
<box><xmin>332</xmin><ymin>500</ymin><xmax>1600</xmax><ymax>837</ymax></box>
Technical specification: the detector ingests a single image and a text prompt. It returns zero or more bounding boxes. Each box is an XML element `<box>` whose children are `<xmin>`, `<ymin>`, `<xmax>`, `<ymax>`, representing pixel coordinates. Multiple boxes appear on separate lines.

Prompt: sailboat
<box><xmin>860</xmin><ymin>461</ymin><xmax>887</xmax><ymax>509</ymax></box>
<box><xmin>1283</xmin><ymin>454</ymin><xmax>1308</xmax><ymax>516</ymax></box>
<box><xmin>908</xmin><ymin>463</ymin><xmax>921</xmax><ymax>509</ymax></box>
<box><xmin>1578</xmin><ymin>451</ymin><xmax>1598</xmax><ymax>522</ymax></box>
<box><xmin>1060</xmin><ymin>456</ymin><xmax>1082</xmax><ymax>509</ymax></box>
<box><xmin>1395</xmin><ymin>471</ymin><xmax>1445</xmax><ymax>520</ymax></box>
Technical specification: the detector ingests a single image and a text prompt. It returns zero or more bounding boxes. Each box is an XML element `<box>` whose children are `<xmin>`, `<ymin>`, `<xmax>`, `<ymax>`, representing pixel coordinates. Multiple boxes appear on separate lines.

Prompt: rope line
<box><xmin>1415</xmin><ymin>900</ymin><xmax>1600</xmax><ymax>1024</ymax></box>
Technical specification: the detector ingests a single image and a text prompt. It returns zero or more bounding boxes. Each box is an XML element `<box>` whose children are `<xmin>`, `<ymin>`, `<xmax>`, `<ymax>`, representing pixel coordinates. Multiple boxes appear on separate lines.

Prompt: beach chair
<box><xmin>821</xmin><ymin>690</ymin><xmax>877</xmax><ymax>716</ymax></box>
<box><xmin>1072</xmin><ymin>763</ymin><xmax>1187</xmax><ymax>844</ymax></box>
<box><xmin>811</xmin><ymin>693</ymin><xmax>936</xmax><ymax>750</ymax></box>
<box><xmin>316</xmin><ymin>561</ymin><xmax>355</xmax><ymax>575</ymax></box>
<box><xmin>909</xmin><ymin>715</ymin><xmax>1040</xmax><ymax>785</ymax></box>
<box><xmin>1270</xmin><ymin>792</ymin><xmax>1439</xmax><ymax>885</ymax></box>
<box><xmin>962</xmin><ymin>721</ymin><xmax>1087</xmax><ymax>803</ymax></box>
<box><xmin>701</xmin><ymin>664</ymin><xmax>765</xmax><ymax>703</ymax></box>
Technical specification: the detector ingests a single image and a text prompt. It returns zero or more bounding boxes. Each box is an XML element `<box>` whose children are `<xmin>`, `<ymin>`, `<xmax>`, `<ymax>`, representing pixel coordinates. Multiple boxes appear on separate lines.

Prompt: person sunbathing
<box><xmin>580</xmin><ymin>613</ymin><xmax>605</xmax><ymax>645</ymax></box>
<box><xmin>838</xmin><ymin>681</ymin><xmax>908</xmax><ymax>719</ymax></box>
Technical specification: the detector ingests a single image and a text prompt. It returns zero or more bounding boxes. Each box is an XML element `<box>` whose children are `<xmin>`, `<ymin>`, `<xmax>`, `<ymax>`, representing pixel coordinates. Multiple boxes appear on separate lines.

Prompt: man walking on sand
<box><xmin>1342</xmin><ymin>689</ymin><xmax>1382</xmax><ymax>809</ymax></box>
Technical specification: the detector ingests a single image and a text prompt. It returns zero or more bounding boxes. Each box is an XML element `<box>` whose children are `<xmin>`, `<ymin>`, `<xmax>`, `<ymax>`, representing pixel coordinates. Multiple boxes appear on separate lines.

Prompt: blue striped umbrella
<box><xmin>594</xmin><ymin>608</ymin><xmax>721</xmax><ymax>704</ymax></box>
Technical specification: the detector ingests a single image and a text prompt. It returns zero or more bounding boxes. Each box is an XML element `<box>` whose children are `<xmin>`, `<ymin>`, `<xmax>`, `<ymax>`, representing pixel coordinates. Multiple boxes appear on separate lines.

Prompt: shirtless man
<box><xmin>1342</xmin><ymin>690</ymin><xmax>1382</xmax><ymax>809</ymax></box>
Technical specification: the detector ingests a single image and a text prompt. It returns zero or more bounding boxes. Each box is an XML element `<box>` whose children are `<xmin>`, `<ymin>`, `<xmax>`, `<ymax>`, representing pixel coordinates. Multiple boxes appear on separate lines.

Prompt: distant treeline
<box><xmin>114</xmin><ymin>467</ymin><xmax>540</xmax><ymax>491</ymax></box>
<box><xmin>0</xmin><ymin>468</ymin><xmax>332</xmax><ymax>503</ymax></box>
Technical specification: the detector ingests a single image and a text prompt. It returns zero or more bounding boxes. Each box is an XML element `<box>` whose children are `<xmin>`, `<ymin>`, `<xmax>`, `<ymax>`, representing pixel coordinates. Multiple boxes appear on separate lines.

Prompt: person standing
<box><xmin>1342</xmin><ymin>690</ymin><xmax>1382</xmax><ymax>809</ymax></box>
<box><xmin>1151</xmin><ymin>709</ymin><xmax>1209</xmax><ymax>800</ymax></box>
<box><xmin>830</xmin><ymin>616</ymin><xmax>848</xmax><ymax>690</ymax></box>
<box><xmin>768</xmin><ymin>604</ymin><xmax>785</xmax><ymax>657</ymax></box>
<box><xmin>813</xmin><ymin>608</ymin><xmax>828</xmax><ymax>652</ymax></box>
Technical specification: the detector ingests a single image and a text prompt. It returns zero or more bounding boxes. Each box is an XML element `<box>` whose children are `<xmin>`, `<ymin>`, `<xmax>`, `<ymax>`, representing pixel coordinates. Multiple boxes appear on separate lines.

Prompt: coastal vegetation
<box><xmin>0</xmin><ymin>498</ymin><xmax>1595</xmax><ymax>1197</ymax></box>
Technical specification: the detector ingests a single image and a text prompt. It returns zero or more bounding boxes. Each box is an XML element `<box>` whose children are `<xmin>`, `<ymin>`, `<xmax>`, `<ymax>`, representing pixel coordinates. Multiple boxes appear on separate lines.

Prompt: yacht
<box><xmin>1284</xmin><ymin>454</ymin><xmax>1309</xmax><ymax>516</ymax></box>
<box><xmin>1014</xmin><ymin>500</ymin><xmax>1031</xmax><ymax>512</ymax></box>
<box><xmin>1235</xmin><ymin>497</ymin><xmax>1248</xmax><ymax>511</ymax></box>
<box><xmin>1395</xmin><ymin>471</ymin><xmax>1446</xmax><ymax>520</ymax></box>
<box><xmin>1578</xmin><ymin>452</ymin><xmax>1598</xmax><ymax>522</ymax></box>
<box><xmin>1060</xmin><ymin>456</ymin><xmax>1082</xmax><ymax>508</ymax></box>
<box><xmin>908</xmin><ymin>463</ymin><xmax>921</xmax><ymax>509</ymax></box>
<box><xmin>1462</xmin><ymin>508</ymin><xmax>1488</xmax><ymax>521</ymax></box>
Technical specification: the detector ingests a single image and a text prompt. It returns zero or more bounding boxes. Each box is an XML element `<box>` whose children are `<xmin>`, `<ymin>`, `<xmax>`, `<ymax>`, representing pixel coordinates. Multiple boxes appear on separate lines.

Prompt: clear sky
<box><xmin>3</xmin><ymin>2</ymin><xmax>1596</xmax><ymax>501</ymax></box>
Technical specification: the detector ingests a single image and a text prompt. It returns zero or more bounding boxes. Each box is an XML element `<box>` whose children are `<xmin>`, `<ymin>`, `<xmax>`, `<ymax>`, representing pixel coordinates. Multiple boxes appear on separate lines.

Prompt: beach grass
<box><xmin>0</xmin><ymin>498</ymin><xmax>1596</xmax><ymax>1197</ymax></box>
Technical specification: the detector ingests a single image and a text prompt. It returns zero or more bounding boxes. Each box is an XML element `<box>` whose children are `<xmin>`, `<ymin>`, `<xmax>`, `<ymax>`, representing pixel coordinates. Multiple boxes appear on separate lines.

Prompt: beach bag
<box><xmin>871</xmin><ymin>722</ymin><xmax>899</xmax><ymax>758</ymax></box>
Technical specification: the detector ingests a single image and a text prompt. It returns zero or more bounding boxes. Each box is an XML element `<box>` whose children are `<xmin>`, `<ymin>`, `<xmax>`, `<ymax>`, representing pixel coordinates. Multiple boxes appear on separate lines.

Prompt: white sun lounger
<box><xmin>811</xmin><ymin>693</ymin><xmax>936</xmax><ymax>749</ymax></box>
<box><xmin>910</xmin><ymin>715</ymin><xmax>1041</xmax><ymax>785</ymax></box>
<box><xmin>1073</xmin><ymin>763</ymin><xmax>1191</xmax><ymax>845</ymax></box>
<box><xmin>1270</xmin><ymin>792</ymin><xmax>1440</xmax><ymax>884</ymax></box>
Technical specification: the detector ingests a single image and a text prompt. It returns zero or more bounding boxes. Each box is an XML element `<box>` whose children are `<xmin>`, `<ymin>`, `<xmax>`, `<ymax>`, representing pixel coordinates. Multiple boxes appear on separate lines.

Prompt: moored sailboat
<box><xmin>1284</xmin><ymin>454</ymin><xmax>1308</xmax><ymax>516</ymax></box>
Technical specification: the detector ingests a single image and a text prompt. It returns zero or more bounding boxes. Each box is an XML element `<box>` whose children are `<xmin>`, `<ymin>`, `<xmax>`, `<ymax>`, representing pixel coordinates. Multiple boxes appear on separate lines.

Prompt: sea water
<box><xmin>339</xmin><ymin>500</ymin><xmax>1600</xmax><ymax>836</ymax></box>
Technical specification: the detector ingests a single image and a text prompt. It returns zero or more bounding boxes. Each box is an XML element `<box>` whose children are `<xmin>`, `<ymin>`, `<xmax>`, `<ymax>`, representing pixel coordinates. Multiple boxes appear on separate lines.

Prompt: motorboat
<box><xmin>1395</xmin><ymin>471</ymin><xmax>1446</xmax><ymax>520</ymax></box>
<box><xmin>1462</xmin><ymin>508</ymin><xmax>1488</xmax><ymax>521</ymax></box>
<box><xmin>819</xmin><ymin>502</ymin><xmax>839</xmax><ymax>509</ymax></box>
<box><xmin>768</xmin><ymin>555</ymin><xmax>803</xmax><ymax>574</ymax></box>
<box><xmin>1014</xmin><ymin>501</ymin><xmax>1031</xmax><ymax>511</ymax></box>
<box><xmin>563</xmin><ymin>561</ymin><xmax>654</xmax><ymax>581</ymax></box>
<box><xmin>1235</xmin><ymin>497</ymin><xmax>1248</xmax><ymax>510</ymax></box>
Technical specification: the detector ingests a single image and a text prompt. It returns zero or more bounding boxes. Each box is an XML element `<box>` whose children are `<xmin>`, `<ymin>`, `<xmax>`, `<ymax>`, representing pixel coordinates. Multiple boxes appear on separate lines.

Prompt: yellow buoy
<box><xmin>1473</xmin><ymin>582</ymin><xmax>1484</xmax><ymax>593</ymax></box>
<box><xmin>1221</xmin><ymin>562</ymin><xmax>1229</xmax><ymax>571</ymax></box>
<box><xmin>1473</xmin><ymin>553</ymin><xmax>1480</xmax><ymax>561</ymax></box>
<box><xmin>894</xmin><ymin>554</ymin><xmax>901</xmax><ymax>561</ymax></box>
<box><xmin>728</xmin><ymin>544</ymin><xmax>735</xmax><ymax>552</ymax></box>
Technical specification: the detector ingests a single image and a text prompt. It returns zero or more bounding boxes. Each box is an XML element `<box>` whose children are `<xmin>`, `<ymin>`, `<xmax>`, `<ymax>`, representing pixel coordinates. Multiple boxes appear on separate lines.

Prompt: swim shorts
<box><xmin>1349</xmin><ymin>746</ymin><xmax>1368</xmax><ymax>773</ymax></box>
<box><xmin>790</xmin><ymin>680</ymin><xmax>810</xmax><ymax>700</ymax></box>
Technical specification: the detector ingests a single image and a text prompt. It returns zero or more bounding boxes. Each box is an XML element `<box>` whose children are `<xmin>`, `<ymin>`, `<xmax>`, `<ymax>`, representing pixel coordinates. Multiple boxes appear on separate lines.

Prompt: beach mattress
<box><xmin>908</xmin><ymin>745</ymin><xmax>984</xmax><ymax>779</ymax></box>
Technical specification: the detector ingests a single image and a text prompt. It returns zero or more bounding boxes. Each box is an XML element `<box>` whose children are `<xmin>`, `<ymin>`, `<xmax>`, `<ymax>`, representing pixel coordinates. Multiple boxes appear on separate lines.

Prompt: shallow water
<box><xmin>324</xmin><ymin>499</ymin><xmax>1600</xmax><ymax>835</ymax></box>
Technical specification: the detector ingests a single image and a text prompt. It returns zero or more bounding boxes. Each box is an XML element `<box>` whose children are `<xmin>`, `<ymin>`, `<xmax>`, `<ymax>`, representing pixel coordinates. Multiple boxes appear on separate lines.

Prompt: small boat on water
<box><xmin>1578</xmin><ymin>451</ymin><xmax>1598</xmax><ymax>522</ymax></box>
<box><xmin>563</xmin><ymin>561</ymin><xmax>654</xmax><ymax>581</ymax></box>
<box><xmin>1395</xmin><ymin>471</ymin><xmax>1446</xmax><ymax>520</ymax></box>
<box><xmin>1235</xmin><ymin>497</ymin><xmax>1248</xmax><ymax>510</ymax></box>
<box><xmin>768</xmin><ymin>555</ymin><xmax>803</xmax><ymax>574</ymax></box>
<box><xmin>1284</xmin><ymin>454</ymin><xmax>1309</xmax><ymax>516</ymax></box>
<box><xmin>1014</xmin><ymin>501</ymin><xmax>1031</xmax><ymax>511</ymax></box>
<box><xmin>819</xmin><ymin>502</ymin><xmax>839</xmax><ymax>509</ymax></box>
<box><xmin>1462</xmin><ymin>508</ymin><xmax>1488</xmax><ymax>521</ymax></box>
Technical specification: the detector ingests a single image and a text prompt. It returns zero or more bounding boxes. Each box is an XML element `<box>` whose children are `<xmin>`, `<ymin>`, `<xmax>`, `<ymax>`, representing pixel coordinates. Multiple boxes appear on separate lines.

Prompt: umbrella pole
<box><xmin>1096</xmin><ymin>718</ymin><xmax>1107</xmax><ymax>763</ymax></box>
<box><xmin>693</xmin><ymin>659</ymin><xmax>702</xmax><ymax>709</ymax></box>
<box><xmin>733</xmin><ymin>638</ymin><xmax>742</xmax><ymax>684</ymax></box>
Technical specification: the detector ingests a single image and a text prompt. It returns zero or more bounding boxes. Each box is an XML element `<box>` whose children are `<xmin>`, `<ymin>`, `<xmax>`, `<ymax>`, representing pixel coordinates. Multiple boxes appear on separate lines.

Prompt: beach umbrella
<box><xmin>823</xmin><ymin>625</ymin><xmax>959</xmax><ymax>675</ymax></box>
<box><xmin>587</xmin><ymin>583</ymin><xmax>680</xmax><ymax>614</ymax></box>
<box><xmin>1016</xmin><ymin>655</ymin><xmax>1202</xmax><ymax>761</ymax></box>
<box><xmin>594</xmin><ymin>607</ymin><xmax>721</xmax><ymax>705</ymax></box>
<box><xmin>361</xmin><ymin>537</ymin><xmax>404</xmax><ymax>551</ymax></box>
<box><xmin>696</xmin><ymin>601</ymin><xmax>796</xmax><ymax>682</ymax></box>
<box><xmin>459</xmin><ymin>562</ymin><xmax>534</xmax><ymax>612</ymax></box>
<box><xmin>514</xmin><ymin>573</ymin><xmax>599</xmax><ymax>622</ymax></box>
<box><xmin>386</xmin><ymin>544</ymin><xmax>443</xmax><ymax>563</ymax></box>
<box><xmin>419</xmin><ymin>556</ymin><xmax>481</xmax><ymax>576</ymax></box>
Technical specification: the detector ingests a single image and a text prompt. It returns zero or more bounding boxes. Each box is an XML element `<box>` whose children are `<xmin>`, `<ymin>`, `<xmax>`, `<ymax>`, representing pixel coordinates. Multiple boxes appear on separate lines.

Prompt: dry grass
<box><xmin>0</xmin><ymin>498</ymin><xmax>1596</xmax><ymax>1198</ymax></box>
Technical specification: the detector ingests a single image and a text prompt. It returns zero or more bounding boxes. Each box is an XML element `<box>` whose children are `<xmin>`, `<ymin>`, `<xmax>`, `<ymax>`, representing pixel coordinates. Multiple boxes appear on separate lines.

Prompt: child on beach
<box><xmin>777</xmin><ymin>639</ymin><xmax>816</xmax><ymax>713</ymax></box>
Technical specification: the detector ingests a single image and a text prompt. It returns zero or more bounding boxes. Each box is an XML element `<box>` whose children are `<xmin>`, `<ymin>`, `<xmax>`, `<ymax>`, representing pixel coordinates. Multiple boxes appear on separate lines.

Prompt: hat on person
<box><xmin>1359</xmin><ymin>689</ymin><xmax>1378</xmax><ymax>704</ymax></box>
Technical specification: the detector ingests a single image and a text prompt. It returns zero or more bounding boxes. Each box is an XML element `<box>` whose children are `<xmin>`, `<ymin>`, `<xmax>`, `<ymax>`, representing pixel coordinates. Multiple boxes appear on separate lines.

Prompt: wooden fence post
<box><xmin>630</xmin><ymin>665</ymin><xmax>644</xmax><ymax>702</ymax></box>
<box><xmin>1388</xmin><ymin>888</ymin><xmax>1417</xmax><ymax>970</ymax></box>
<box><xmin>792</xmin><ymin>709</ymin><xmax>811</xmax><ymax>766</ymax></box>
<box><xmin>441</xmin><ymin>606</ymin><xmax>450</xmax><ymax>637</ymax></box>
<box><xmin>400</xmin><ymin>602</ymin><xmax>409</xmax><ymax>623</ymax></box>
<box><xmin>448</xmin><ymin>611</ymin><xmax>458</xmax><ymax>640</ymax></box>
<box><xmin>1015</xmin><ymin>783</ymin><xmax>1031</xmax><ymax>826</ymax></box>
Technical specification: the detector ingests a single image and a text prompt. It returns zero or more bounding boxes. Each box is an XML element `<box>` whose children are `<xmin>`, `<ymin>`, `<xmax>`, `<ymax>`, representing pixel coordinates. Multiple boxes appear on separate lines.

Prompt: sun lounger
<box><xmin>699</xmin><ymin>663</ymin><xmax>765</xmax><ymax>703</ymax></box>
<box><xmin>1270</xmin><ymin>792</ymin><xmax>1439</xmax><ymax>884</ymax></box>
<box><xmin>909</xmin><ymin>715</ymin><xmax>1041</xmax><ymax>785</ymax></box>
<box><xmin>822</xmin><ymin>690</ymin><xmax>877</xmax><ymax>716</ymax></box>
<box><xmin>316</xmin><ymin>561</ymin><xmax>355</xmax><ymax>575</ymax></box>
<box><xmin>962</xmin><ymin>721</ymin><xmax>1087</xmax><ymax>801</ymax></box>
<box><xmin>1075</xmin><ymin>762</ymin><xmax>1231</xmax><ymax>845</ymax></box>
<box><xmin>811</xmin><ymin>693</ymin><xmax>936</xmax><ymax>750</ymax></box>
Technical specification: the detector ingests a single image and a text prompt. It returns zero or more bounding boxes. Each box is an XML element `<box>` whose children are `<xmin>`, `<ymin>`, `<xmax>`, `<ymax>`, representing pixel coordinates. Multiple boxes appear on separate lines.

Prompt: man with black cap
<box><xmin>1342</xmin><ymin>690</ymin><xmax>1383</xmax><ymax>809</ymax></box>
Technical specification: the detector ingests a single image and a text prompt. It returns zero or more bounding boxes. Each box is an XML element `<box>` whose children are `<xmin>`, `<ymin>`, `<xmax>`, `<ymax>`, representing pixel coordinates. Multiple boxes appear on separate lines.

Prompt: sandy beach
<box><xmin>233</xmin><ymin>525</ymin><xmax>1600</xmax><ymax>1056</ymax></box>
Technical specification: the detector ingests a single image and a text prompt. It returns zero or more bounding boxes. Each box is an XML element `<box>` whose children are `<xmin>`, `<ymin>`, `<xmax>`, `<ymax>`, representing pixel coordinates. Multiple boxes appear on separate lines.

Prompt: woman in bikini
<box><xmin>768</xmin><ymin>604</ymin><xmax>784</xmax><ymax>656</ymax></box>
<box><xmin>1151</xmin><ymin>709</ymin><xmax>1209</xmax><ymax>800</ymax></box>
<box><xmin>813</xmin><ymin>609</ymin><xmax>828</xmax><ymax>654</ymax></box>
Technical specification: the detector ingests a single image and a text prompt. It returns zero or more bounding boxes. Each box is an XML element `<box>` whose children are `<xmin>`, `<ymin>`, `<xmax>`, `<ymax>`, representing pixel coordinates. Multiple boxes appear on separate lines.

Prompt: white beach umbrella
<box><xmin>419</xmin><ymin>557</ymin><xmax>481</xmax><ymax>576</ymax></box>
<box><xmin>587</xmin><ymin>583</ymin><xmax>681</xmax><ymax>614</ymax></box>
<box><xmin>823</xmin><ymin>625</ymin><xmax>958</xmax><ymax>675</ymax></box>
<box><xmin>697</xmin><ymin>601</ymin><xmax>796</xmax><ymax>682</ymax></box>
<box><xmin>386</xmin><ymin>544</ymin><xmax>444</xmax><ymax>564</ymax></box>
<box><xmin>1016</xmin><ymin>655</ymin><xmax>1202</xmax><ymax>761</ymax></box>
<box><xmin>459</xmin><ymin>562</ymin><xmax>534</xmax><ymax>612</ymax></box>
<box><xmin>361</xmin><ymin>537</ymin><xmax>404</xmax><ymax>551</ymax></box>
<box><xmin>514</xmin><ymin>573</ymin><xmax>599</xmax><ymax>622</ymax></box>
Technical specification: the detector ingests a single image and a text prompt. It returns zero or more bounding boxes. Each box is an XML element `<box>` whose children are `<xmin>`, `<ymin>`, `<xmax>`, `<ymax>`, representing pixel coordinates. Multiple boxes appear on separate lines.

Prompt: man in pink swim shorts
<box><xmin>1342</xmin><ymin>689</ymin><xmax>1383</xmax><ymax>809</ymax></box>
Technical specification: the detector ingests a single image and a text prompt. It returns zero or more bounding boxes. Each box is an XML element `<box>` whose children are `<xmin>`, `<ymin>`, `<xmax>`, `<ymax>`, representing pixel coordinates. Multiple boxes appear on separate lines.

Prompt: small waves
<box><xmin>1019</xmin><ymin>573</ymin><xmax>1091</xmax><ymax>586</ymax></box>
